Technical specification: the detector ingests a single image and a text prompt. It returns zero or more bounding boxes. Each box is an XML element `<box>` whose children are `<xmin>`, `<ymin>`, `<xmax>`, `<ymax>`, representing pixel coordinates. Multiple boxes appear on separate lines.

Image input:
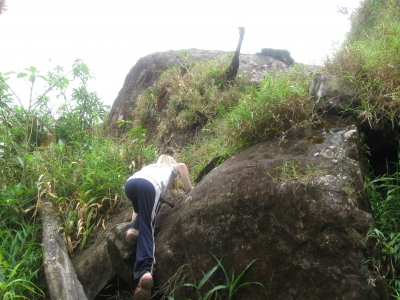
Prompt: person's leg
<box><xmin>126</xmin><ymin>177</ymin><xmax>162</xmax><ymax>300</ymax></box>
<box><xmin>131</xmin><ymin>217</ymin><xmax>139</xmax><ymax>229</ymax></box>
<box><xmin>125</xmin><ymin>179</ymin><xmax>140</xmax><ymax>244</ymax></box>
<box><xmin>125</xmin><ymin>178</ymin><xmax>139</xmax><ymax>221</ymax></box>
<box><xmin>133</xmin><ymin>178</ymin><xmax>160</xmax><ymax>281</ymax></box>
<box><xmin>130</xmin><ymin>211</ymin><xmax>138</xmax><ymax>228</ymax></box>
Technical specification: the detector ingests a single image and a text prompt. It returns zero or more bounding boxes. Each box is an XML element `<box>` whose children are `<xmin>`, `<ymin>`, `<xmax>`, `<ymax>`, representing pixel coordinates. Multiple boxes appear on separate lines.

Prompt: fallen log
<box><xmin>40</xmin><ymin>201</ymin><xmax>87</xmax><ymax>300</ymax></box>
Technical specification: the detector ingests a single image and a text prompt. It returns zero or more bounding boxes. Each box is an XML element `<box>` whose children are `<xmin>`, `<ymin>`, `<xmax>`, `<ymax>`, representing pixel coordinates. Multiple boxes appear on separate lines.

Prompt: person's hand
<box><xmin>186</xmin><ymin>186</ymin><xmax>194</xmax><ymax>195</ymax></box>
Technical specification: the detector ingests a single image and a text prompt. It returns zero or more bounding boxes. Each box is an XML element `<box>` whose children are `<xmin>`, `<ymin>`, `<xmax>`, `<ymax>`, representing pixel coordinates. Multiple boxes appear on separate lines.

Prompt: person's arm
<box><xmin>173</xmin><ymin>163</ymin><xmax>193</xmax><ymax>194</ymax></box>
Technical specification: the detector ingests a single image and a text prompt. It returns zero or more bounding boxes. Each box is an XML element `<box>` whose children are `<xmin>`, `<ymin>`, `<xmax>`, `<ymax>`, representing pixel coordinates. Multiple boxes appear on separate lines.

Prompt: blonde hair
<box><xmin>151</xmin><ymin>154</ymin><xmax>179</xmax><ymax>191</ymax></box>
<box><xmin>155</xmin><ymin>154</ymin><xmax>177</xmax><ymax>167</ymax></box>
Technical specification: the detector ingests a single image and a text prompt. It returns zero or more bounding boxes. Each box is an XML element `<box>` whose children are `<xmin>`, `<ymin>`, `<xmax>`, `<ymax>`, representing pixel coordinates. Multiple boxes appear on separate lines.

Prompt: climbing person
<box><xmin>124</xmin><ymin>154</ymin><xmax>194</xmax><ymax>300</ymax></box>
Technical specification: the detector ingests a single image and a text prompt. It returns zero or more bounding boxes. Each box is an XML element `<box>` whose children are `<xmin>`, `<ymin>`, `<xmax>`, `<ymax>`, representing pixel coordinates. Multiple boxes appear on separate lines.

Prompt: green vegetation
<box><xmin>165</xmin><ymin>255</ymin><xmax>266</xmax><ymax>300</ymax></box>
<box><xmin>0</xmin><ymin>220</ymin><xmax>44</xmax><ymax>299</ymax></box>
<box><xmin>225</xmin><ymin>66</ymin><xmax>312</xmax><ymax>146</ymax></box>
<box><xmin>134</xmin><ymin>57</ymin><xmax>247</xmax><ymax>137</ymax></box>
<box><xmin>366</xmin><ymin>157</ymin><xmax>400</xmax><ymax>298</ymax></box>
<box><xmin>0</xmin><ymin>60</ymin><xmax>156</xmax><ymax>298</ymax></box>
<box><xmin>325</xmin><ymin>0</ymin><xmax>400</xmax><ymax>128</ymax></box>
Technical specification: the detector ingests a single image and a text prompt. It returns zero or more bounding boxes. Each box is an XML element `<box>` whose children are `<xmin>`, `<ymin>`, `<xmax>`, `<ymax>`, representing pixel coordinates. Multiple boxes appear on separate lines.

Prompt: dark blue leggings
<box><xmin>125</xmin><ymin>178</ymin><xmax>162</xmax><ymax>280</ymax></box>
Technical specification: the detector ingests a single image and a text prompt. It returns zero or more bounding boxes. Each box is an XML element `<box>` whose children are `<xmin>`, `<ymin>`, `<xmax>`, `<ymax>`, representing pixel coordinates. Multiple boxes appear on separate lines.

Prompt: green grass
<box><xmin>0</xmin><ymin>222</ymin><xmax>44</xmax><ymax>299</ymax></box>
<box><xmin>134</xmin><ymin>56</ymin><xmax>248</xmax><ymax>139</ymax></box>
<box><xmin>176</xmin><ymin>134</ymin><xmax>235</xmax><ymax>183</ymax></box>
<box><xmin>225</xmin><ymin>66</ymin><xmax>312</xmax><ymax>147</ymax></box>
<box><xmin>366</xmin><ymin>157</ymin><xmax>400</xmax><ymax>298</ymax></box>
<box><xmin>165</xmin><ymin>255</ymin><xmax>266</xmax><ymax>300</ymax></box>
<box><xmin>325</xmin><ymin>0</ymin><xmax>400</xmax><ymax>128</ymax></box>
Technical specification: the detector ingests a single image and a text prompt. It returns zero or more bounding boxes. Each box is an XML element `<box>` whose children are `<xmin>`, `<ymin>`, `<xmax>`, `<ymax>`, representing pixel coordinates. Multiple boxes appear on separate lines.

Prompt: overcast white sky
<box><xmin>0</xmin><ymin>0</ymin><xmax>361</xmax><ymax>108</ymax></box>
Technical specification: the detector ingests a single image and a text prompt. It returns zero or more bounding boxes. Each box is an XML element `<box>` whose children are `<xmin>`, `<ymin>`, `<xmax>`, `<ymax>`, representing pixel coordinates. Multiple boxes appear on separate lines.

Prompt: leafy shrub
<box><xmin>0</xmin><ymin>184</ymin><xmax>36</xmax><ymax>224</ymax></box>
<box><xmin>1</xmin><ymin>59</ymin><xmax>137</xmax><ymax>256</ymax></box>
<box><xmin>32</xmin><ymin>136</ymin><xmax>130</xmax><ymax>253</ymax></box>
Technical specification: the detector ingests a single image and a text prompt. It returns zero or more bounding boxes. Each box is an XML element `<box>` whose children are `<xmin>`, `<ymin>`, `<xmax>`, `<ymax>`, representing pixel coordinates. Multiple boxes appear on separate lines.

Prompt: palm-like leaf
<box><xmin>212</xmin><ymin>255</ymin><xmax>267</xmax><ymax>299</ymax></box>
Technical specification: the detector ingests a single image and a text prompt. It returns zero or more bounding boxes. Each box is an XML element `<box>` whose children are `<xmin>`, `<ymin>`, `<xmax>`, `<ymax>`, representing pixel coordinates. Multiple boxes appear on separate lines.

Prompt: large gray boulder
<box><xmin>310</xmin><ymin>72</ymin><xmax>357</xmax><ymax>114</ymax></box>
<box><xmin>259</xmin><ymin>48</ymin><xmax>295</xmax><ymax>65</ymax></box>
<box><xmin>153</xmin><ymin>116</ymin><xmax>388</xmax><ymax>299</ymax></box>
<box><xmin>106</xmin><ymin>222</ymin><xmax>135</xmax><ymax>283</ymax></box>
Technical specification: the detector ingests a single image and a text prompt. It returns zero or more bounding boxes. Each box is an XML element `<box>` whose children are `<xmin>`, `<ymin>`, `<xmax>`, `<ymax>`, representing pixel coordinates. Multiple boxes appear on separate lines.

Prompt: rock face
<box><xmin>259</xmin><ymin>48</ymin><xmax>295</xmax><ymax>65</ymax></box>
<box><xmin>106</xmin><ymin>222</ymin><xmax>135</xmax><ymax>283</ymax></box>
<box><xmin>310</xmin><ymin>72</ymin><xmax>357</xmax><ymax>115</ymax></box>
<box><xmin>106</xmin><ymin>48</ymin><xmax>290</xmax><ymax>136</ymax></box>
<box><xmin>153</xmin><ymin>117</ymin><xmax>387</xmax><ymax>299</ymax></box>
